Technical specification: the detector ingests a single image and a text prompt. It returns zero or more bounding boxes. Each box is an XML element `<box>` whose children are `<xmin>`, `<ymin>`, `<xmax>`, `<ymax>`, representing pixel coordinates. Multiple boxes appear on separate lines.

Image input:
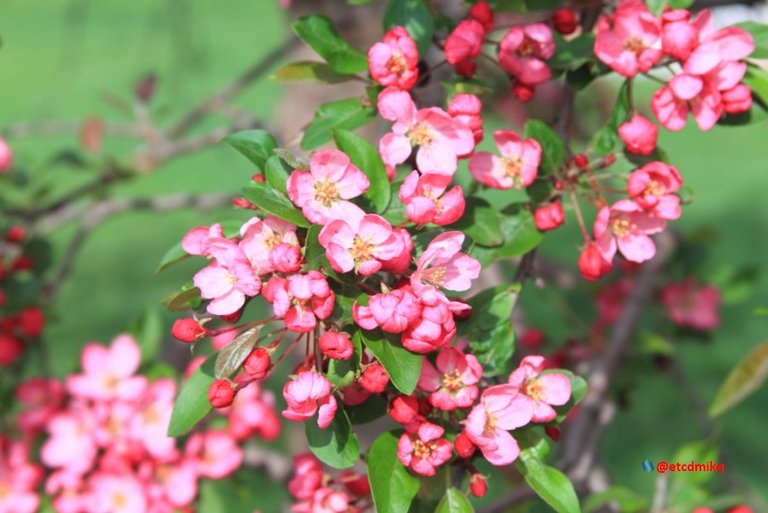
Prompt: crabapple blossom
<box><xmin>377</xmin><ymin>87</ymin><xmax>474</xmax><ymax>177</ymax></box>
<box><xmin>262</xmin><ymin>272</ymin><xmax>335</xmax><ymax>333</ymax></box>
<box><xmin>181</xmin><ymin>223</ymin><xmax>224</xmax><ymax>256</ymax></box>
<box><xmin>353</xmin><ymin>286</ymin><xmax>422</xmax><ymax>333</ymax></box>
<box><xmin>593</xmin><ymin>199</ymin><xmax>666</xmax><ymax>263</ymax></box>
<box><xmin>660</xmin><ymin>9</ymin><xmax>700</xmax><ymax>61</ymax></box>
<box><xmin>185</xmin><ymin>429</ymin><xmax>243</xmax><ymax>479</ymax></box>
<box><xmin>618</xmin><ymin>114</ymin><xmax>658</xmax><ymax>155</ymax></box>
<box><xmin>130</xmin><ymin>378</ymin><xmax>177</xmax><ymax>460</ymax></box>
<box><xmin>171</xmin><ymin>318</ymin><xmax>207</xmax><ymax>343</ymax></box>
<box><xmin>627</xmin><ymin>161</ymin><xmax>682</xmax><ymax>220</ymax></box>
<box><xmin>0</xmin><ymin>438</ymin><xmax>42</xmax><ymax>513</ymax></box>
<box><xmin>243</xmin><ymin>347</ymin><xmax>272</xmax><ymax>379</ymax></box>
<box><xmin>469</xmin><ymin>130</ymin><xmax>542</xmax><ymax>189</ymax></box>
<box><xmin>660</xmin><ymin>279</ymin><xmax>721</xmax><ymax>331</ymax></box>
<box><xmin>240</xmin><ymin>215</ymin><xmax>300</xmax><ymax>274</ymax></box>
<box><xmin>593</xmin><ymin>0</ymin><xmax>662</xmax><ymax>77</ymax></box>
<box><xmin>411</xmin><ymin>231</ymin><xmax>481</xmax><ymax>303</ymax></box>
<box><xmin>683</xmin><ymin>10</ymin><xmax>754</xmax><ymax>77</ymax></box>
<box><xmin>66</xmin><ymin>334</ymin><xmax>147</xmax><ymax>401</ymax></box>
<box><xmin>225</xmin><ymin>380</ymin><xmax>281</xmax><ymax>441</ymax></box>
<box><xmin>418</xmin><ymin>346</ymin><xmax>482</xmax><ymax>411</ymax></box>
<box><xmin>551</xmin><ymin>8</ymin><xmax>578</xmax><ymax>35</ymax></box>
<box><xmin>447</xmin><ymin>94</ymin><xmax>484</xmax><ymax>146</ymax></box>
<box><xmin>469</xmin><ymin>473</ymin><xmax>488</xmax><ymax>498</ymax></box>
<box><xmin>464</xmin><ymin>385</ymin><xmax>534</xmax><ymax>465</ymax></box>
<box><xmin>389</xmin><ymin>395</ymin><xmax>419</xmax><ymax>424</ymax></box>
<box><xmin>402</xmin><ymin>300</ymin><xmax>459</xmax><ymax>353</ymax></box>
<box><xmin>498</xmin><ymin>24</ymin><xmax>556</xmax><ymax>86</ymax></box>
<box><xmin>534</xmin><ymin>201</ymin><xmax>565</xmax><ymax>232</ymax></box>
<box><xmin>318</xmin><ymin>331</ymin><xmax>354</xmax><ymax>360</ymax></box>
<box><xmin>0</xmin><ymin>336</ymin><xmax>22</xmax><ymax>367</ymax></box>
<box><xmin>319</xmin><ymin>214</ymin><xmax>403</xmax><ymax>275</ymax></box>
<box><xmin>88</xmin><ymin>473</ymin><xmax>147</xmax><ymax>513</ymax></box>
<box><xmin>15</xmin><ymin>378</ymin><xmax>64</xmax><ymax>434</ymax></box>
<box><xmin>469</xmin><ymin>0</ymin><xmax>494</xmax><ymax>31</ymax></box>
<box><xmin>508</xmin><ymin>356</ymin><xmax>572</xmax><ymax>422</ymax></box>
<box><xmin>286</xmin><ymin>149</ymin><xmax>369</xmax><ymax>225</ymax></box>
<box><xmin>444</xmin><ymin>20</ymin><xmax>486</xmax><ymax>78</ymax></box>
<box><xmin>397</xmin><ymin>420</ymin><xmax>452</xmax><ymax>476</ymax></box>
<box><xmin>379</xmin><ymin>227</ymin><xmax>414</xmax><ymax>274</ymax></box>
<box><xmin>288</xmin><ymin>454</ymin><xmax>325</xmax><ymax>500</ymax></box>
<box><xmin>721</xmin><ymin>84</ymin><xmax>752</xmax><ymax>114</ymax></box>
<box><xmin>208</xmin><ymin>379</ymin><xmax>236</xmax><ymax>408</ymax></box>
<box><xmin>398</xmin><ymin>171</ymin><xmax>465</xmax><ymax>226</ymax></box>
<box><xmin>359</xmin><ymin>364</ymin><xmax>390</xmax><ymax>393</ymax></box>
<box><xmin>193</xmin><ymin>239</ymin><xmax>260</xmax><ymax>316</ymax></box>
<box><xmin>282</xmin><ymin>371</ymin><xmax>338</xmax><ymax>429</ymax></box>
<box><xmin>650</xmin><ymin>73</ymin><xmax>725</xmax><ymax>131</ymax></box>
<box><xmin>367</xmin><ymin>26</ymin><xmax>420</xmax><ymax>90</ymax></box>
<box><xmin>454</xmin><ymin>432</ymin><xmax>476</xmax><ymax>458</ymax></box>
<box><xmin>0</xmin><ymin>138</ymin><xmax>12</xmax><ymax>172</ymax></box>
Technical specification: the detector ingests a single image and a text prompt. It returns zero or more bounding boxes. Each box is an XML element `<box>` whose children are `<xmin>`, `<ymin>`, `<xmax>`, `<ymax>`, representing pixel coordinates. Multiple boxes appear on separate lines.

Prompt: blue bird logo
<box><xmin>641</xmin><ymin>459</ymin><xmax>654</xmax><ymax>473</ymax></box>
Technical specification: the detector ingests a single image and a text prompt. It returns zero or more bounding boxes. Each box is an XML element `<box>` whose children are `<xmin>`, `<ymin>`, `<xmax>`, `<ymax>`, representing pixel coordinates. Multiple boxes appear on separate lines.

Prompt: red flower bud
<box><xmin>520</xmin><ymin>328</ymin><xmax>545</xmax><ymax>350</ymax></box>
<box><xmin>6</xmin><ymin>226</ymin><xmax>25</xmax><ymax>243</ymax></box>
<box><xmin>551</xmin><ymin>8</ymin><xmax>578</xmax><ymax>35</ymax></box>
<box><xmin>544</xmin><ymin>425</ymin><xmax>561</xmax><ymax>442</ymax></box>
<box><xmin>728</xmin><ymin>506</ymin><xmax>754</xmax><ymax>513</ymax></box>
<box><xmin>134</xmin><ymin>74</ymin><xmax>157</xmax><ymax>103</ymax></box>
<box><xmin>17</xmin><ymin>308</ymin><xmax>44</xmax><ymax>337</ymax></box>
<box><xmin>469</xmin><ymin>473</ymin><xmax>488</xmax><ymax>498</ymax></box>
<box><xmin>359</xmin><ymin>364</ymin><xmax>389</xmax><ymax>393</ymax></box>
<box><xmin>578</xmin><ymin>242</ymin><xmax>612</xmax><ymax>281</ymax></box>
<box><xmin>12</xmin><ymin>256</ymin><xmax>34</xmax><ymax>271</ymax></box>
<box><xmin>534</xmin><ymin>201</ymin><xmax>565</xmax><ymax>232</ymax></box>
<box><xmin>469</xmin><ymin>0</ymin><xmax>494</xmax><ymax>31</ymax></box>
<box><xmin>318</xmin><ymin>331</ymin><xmax>354</xmax><ymax>360</ymax></box>
<box><xmin>251</xmin><ymin>173</ymin><xmax>265</xmax><ymax>183</ymax></box>
<box><xmin>572</xmin><ymin>153</ymin><xmax>589</xmax><ymax>170</ymax></box>
<box><xmin>341</xmin><ymin>470</ymin><xmax>371</xmax><ymax>498</ymax></box>
<box><xmin>0</xmin><ymin>335</ymin><xmax>23</xmax><ymax>367</ymax></box>
<box><xmin>512</xmin><ymin>81</ymin><xmax>535</xmax><ymax>103</ymax></box>
<box><xmin>389</xmin><ymin>395</ymin><xmax>419</xmax><ymax>424</ymax></box>
<box><xmin>208</xmin><ymin>379</ymin><xmax>236</xmax><ymax>408</ymax></box>
<box><xmin>171</xmin><ymin>318</ymin><xmax>207</xmax><ymax>343</ymax></box>
<box><xmin>454</xmin><ymin>432</ymin><xmax>476</xmax><ymax>458</ymax></box>
<box><xmin>243</xmin><ymin>347</ymin><xmax>271</xmax><ymax>380</ymax></box>
<box><xmin>221</xmin><ymin>309</ymin><xmax>243</xmax><ymax>324</ymax></box>
<box><xmin>601</xmin><ymin>154</ymin><xmax>617</xmax><ymax>167</ymax></box>
<box><xmin>232</xmin><ymin>197</ymin><xmax>259</xmax><ymax>210</ymax></box>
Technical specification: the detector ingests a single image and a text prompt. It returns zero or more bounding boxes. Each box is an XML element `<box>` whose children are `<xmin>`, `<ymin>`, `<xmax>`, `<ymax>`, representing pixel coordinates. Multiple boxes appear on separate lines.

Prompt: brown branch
<box><xmin>0</xmin><ymin>120</ymin><xmax>142</xmax><ymax>139</ymax></box>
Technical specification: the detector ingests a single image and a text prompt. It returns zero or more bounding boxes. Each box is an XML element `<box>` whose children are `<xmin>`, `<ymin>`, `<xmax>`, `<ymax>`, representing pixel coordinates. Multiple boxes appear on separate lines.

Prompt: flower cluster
<box><xmin>287</xmin><ymin>454</ymin><xmax>370</xmax><ymax>513</ymax></box>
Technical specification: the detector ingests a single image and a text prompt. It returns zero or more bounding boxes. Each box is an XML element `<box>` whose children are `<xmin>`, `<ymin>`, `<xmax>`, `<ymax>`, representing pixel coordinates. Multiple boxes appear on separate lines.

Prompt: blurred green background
<box><xmin>2</xmin><ymin>0</ymin><xmax>766</xmax><ymax>511</ymax></box>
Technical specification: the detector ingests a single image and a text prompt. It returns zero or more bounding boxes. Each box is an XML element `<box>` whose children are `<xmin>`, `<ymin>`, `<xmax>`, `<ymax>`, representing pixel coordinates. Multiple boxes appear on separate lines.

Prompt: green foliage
<box><xmin>129</xmin><ymin>307</ymin><xmax>163</xmax><ymax>364</ymax></box>
<box><xmin>292</xmin><ymin>15</ymin><xmax>368</xmax><ymax>73</ymax></box>
<box><xmin>305</xmin><ymin>409</ymin><xmax>361</xmax><ymax>469</ymax></box>
<box><xmin>710</xmin><ymin>340</ymin><xmax>768</xmax><ymax>417</ymax></box>
<box><xmin>347</xmin><ymin>394</ymin><xmax>388</xmax><ymax>424</ymax></box>
<box><xmin>738</xmin><ymin>22</ymin><xmax>768</xmax><ymax>59</ymax></box>
<box><xmin>167</xmin><ymin>354</ymin><xmax>216</xmax><ymax>436</ymax></box>
<box><xmin>589</xmin><ymin>81</ymin><xmax>631</xmax><ymax>155</ymax></box>
<box><xmin>356</xmin><ymin>329</ymin><xmax>422</xmax><ymax>394</ymax></box>
<box><xmin>333</xmin><ymin>129</ymin><xmax>391</xmax><ymax>213</ymax></box>
<box><xmin>214</xmin><ymin>326</ymin><xmax>261</xmax><ymax>379</ymax></box>
<box><xmin>435</xmin><ymin>488</ymin><xmax>475</xmax><ymax>513</ymax></box>
<box><xmin>223</xmin><ymin>129</ymin><xmax>278</xmax><ymax>171</ymax></box>
<box><xmin>162</xmin><ymin>285</ymin><xmax>202</xmax><ymax>312</ymax></box>
<box><xmin>516</xmin><ymin>441</ymin><xmax>581</xmax><ymax>513</ymax></box>
<box><xmin>272</xmin><ymin>61</ymin><xmax>360</xmax><ymax>84</ymax></box>
<box><xmin>367</xmin><ymin>431</ymin><xmax>421</xmax><ymax>513</ymax></box>
<box><xmin>327</xmin><ymin>330</ymin><xmax>361</xmax><ymax>387</ymax></box>
<box><xmin>451</xmin><ymin>198</ymin><xmax>504</xmax><ymax>247</ymax></box>
<box><xmin>383</xmin><ymin>0</ymin><xmax>434</xmax><ymax>55</ymax></box>
<box><xmin>302</xmin><ymin>98</ymin><xmax>376</xmax><ymax>150</ymax></box>
<box><xmin>242</xmin><ymin>181</ymin><xmax>310</xmax><ymax>227</ymax></box>
<box><xmin>584</xmin><ymin>487</ymin><xmax>648</xmax><ymax>513</ymax></box>
<box><xmin>524</xmin><ymin>120</ymin><xmax>565</xmax><ymax>175</ymax></box>
<box><xmin>264</xmin><ymin>154</ymin><xmax>293</xmax><ymax>194</ymax></box>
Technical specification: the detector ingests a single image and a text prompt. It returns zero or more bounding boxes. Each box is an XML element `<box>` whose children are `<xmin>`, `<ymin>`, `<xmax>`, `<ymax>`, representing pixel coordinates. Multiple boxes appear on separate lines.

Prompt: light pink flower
<box><xmin>66</xmin><ymin>334</ymin><xmax>147</xmax><ymax>401</ymax></box>
<box><xmin>185</xmin><ymin>430</ymin><xmax>243</xmax><ymax>479</ymax></box>
<box><xmin>469</xmin><ymin>130</ymin><xmax>541</xmax><ymax>189</ymax></box>
<box><xmin>0</xmin><ymin>138</ymin><xmax>12</xmax><ymax>173</ymax></box>
<box><xmin>16</xmin><ymin>378</ymin><xmax>64</xmax><ymax>434</ymax></box>
<box><xmin>225</xmin><ymin>381</ymin><xmax>281</xmax><ymax>442</ymax></box>
<box><xmin>498</xmin><ymin>23</ymin><xmax>556</xmax><ymax>86</ymax></box>
<box><xmin>660</xmin><ymin>278</ymin><xmax>720</xmax><ymax>331</ymax></box>
<box><xmin>88</xmin><ymin>473</ymin><xmax>147</xmax><ymax>513</ymax></box>
<box><xmin>263</xmin><ymin>272</ymin><xmax>335</xmax><ymax>333</ymax></box>
<box><xmin>650</xmin><ymin>73</ymin><xmax>724</xmax><ymax>131</ymax></box>
<box><xmin>627</xmin><ymin>161</ymin><xmax>682</xmax><ymax>220</ymax></box>
<box><xmin>683</xmin><ymin>10</ymin><xmax>754</xmax><ymax>77</ymax></box>
<box><xmin>353</xmin><ymin>286</ymin><xmax>422</xmax><ymax>334</ymax></box>
<box><xmin>660</xmin><ymin>9</ymin><xmax>700</xmax><ymax>61</ymax></box>
<box><xmin>319</xmin><ymin>214</ymin><xmax>403</xmax><ymax>275</ymax></box>
<box><xmin>40</xmin><ymin>408</ymin><xmax>99</xmax><ymax>474</ymax></box>
<box><xmin>411</xmin><ymin>232</ymin><xmax>481</xmax><ymax>303</ymax></box>
<box><xmin>401</xmin><ymin>299</ymin><xmax>463</xmax><ymax>354</ymax></box>
<box><xmin>0</xmin><ymin>439</ymin><xmax>42</xmax><ymax>513</ymax></box>
<box><xmin>181</xmin><ymin>223</ymin><xmax>224</xmax><ymax>256</ymax></box>
<box><xmin>397</xmin><ymin>420</ymin><xmax>452</xmax><ymax>476</ymax></box>
<box><xmin>193</xmin><ymin>239</ymin><xmax>261</xmax><ymax>316</ymax></box>
<box><xmin>142</xmin><ymin>459</ymin><xmax>198</xmax><ymax>509</ymax></box>
<box><xmin>368</xmin><ymin>26</ymin><xmax>420</xmax><ymax>90</ymax></box>
<box><xmin>239</xmin><ymin>215</ymin><xmax>299</xmax><ymax>274</ymax></box>
<box><xmin>448</xmin><ymin>94</ymin><xmax>484</xmax><ymax>147</ymax></box>
<box><xmin>593</xmin><ymin>199</ymin><xmax>666</xmax><ymax>263</ymax></box>
<box><xmin>508</xmin><ymin>356</ymin><xmax>572</xmax><ymax>422</ymax></box>
<box><xmin>445</xmin><ymin>20</ymin><xmax>486</xmax><ymax>78</ymax></box>
<box><xmin>288</xmin><ymin>454</ymin><xmax>324</xmax><ymax>500</ymax></box>
<box><xmin>130</xmin><ymin>379</ymin><xmax>177</xmax><ymax>461</ymax></box>
<box><xmin>418</xmin><ymin>346</ymin><xmax>482</xmax><ymax>411</ymax></box>
<box><xmin>399</xmin><ymin>171</ymin><xmax>465</xmax><ymax>226</ymax></box>
<box><xmin>286</xmin><ymin>149</ymin><xmax>369</xmax><ymax>225</ymax></box>
<box><xmin>377</xmin><ymin>87</ymin><xmax>475</xmax><ymax>177</ymax></box>
<box><xmin>379</xmin><ymin>228</ymin><xmax>414</xmax><ymax>274</ymax></box>
<box><xmin>618</xmin><ymin>114</ymin><xmax>658</xmax><ymax>155</ymax></box>
<box><xmin>464</xmin><ymin>385</ymin><xmax>534</xmax><ymax>466</ymax></box>
<box><xmin>594</xmin><ymin>0</ymin><xmax>662</xmax><ymax>77</ymax></box>
<box><xmin>282</xmin><ymin>372</ymin><xmax>338</xmax><ymax>429</ymax></box>
<box><xmin>293</xmin><ymin>486</ymin><xmax>352</xmax><ymax>513</ymax></box>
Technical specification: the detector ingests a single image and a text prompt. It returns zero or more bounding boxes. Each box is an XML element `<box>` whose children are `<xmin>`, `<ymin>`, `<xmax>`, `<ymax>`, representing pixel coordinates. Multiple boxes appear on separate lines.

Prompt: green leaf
<box><xmin>516</xmin><ymin>455</ymin><xmax>581</xmax><ymax>513</ymax></box>
<box><xmin>168</xmin><ymin>354</ymin><xmax>216</xmax><ymax>436</ymax></box>
<box><xmin>710</xmin><ymin>340</ymin><xmax>768</xmax><ymax>417</ymax></box>
<box><xmin>272</xmin><ymin>60</ymin><xmax>360</xmax><ymax>83</ymax></box>
<box><xmin>357</xmin><ymin>329</ymin><xmax>422</xmax><ymax>394</ymax></box>
<box><xmin>524</xmin><ymin>120</ymin><xmax>564</xmax><ymax>175</ymax></box>
<box><xmin>451</xmin><ymin>198</ymin><xmax>504</xmax><ymax>247</ymax></box>
<box><xmin>738</xmin><ymin>22</ymin><xmax>768</xmax><ymax>59</ymax></box>
<box><xmin>306</xmin><ymin>408</ymin><xmax>361</xmax><ymax>468</ymax></box>
<box><xmin>242</xmin><ymin>181</ymin><xmax>310</xmax><ymax>227</ymax></box>
<box><xmin>264</xmin><ymin>154</ymin><xmax>293</xmax><ymax>194</ymax></box>
<box><xmin>367</xmin><ymin>431</ymin><xmax>421</xmax><ymax>513</ymax></box>
<box><xmin>333</xmin><ymin>129</ymin><xmax>391</xmax><ymax>213</ymax></box>
<box><xmin>436</xmin><ymin>488</ymin><xmax>475</xmax><ymax>513</ymax></box>
<box><xmin>549</xmin><ymin>34</ymin><xmax>596</xmax><ymax>72</ymax></box>
<box><xmin>744</xmin><ymin>64</ymin><xmax>768</xmax><ymax>108</ymax></box>
<box><xmin>162</xmin><ymin>286</ymin><xmax>202</xmax><ymax>312</ymax></box>
<box><xmin>302</xmin><ymin>98</ymin><xmax>376</xmax><ymax>150</ymax></box>
<box><xmin>383</xmin><ymin>0</ymin><xmax>435</xmax><ymax>56</ymax></box>
<box><xmin>327</xmin><ymin>331</ymin><xmax>362</xmax><ymax>387</ymax></box>
<box><xmin>497</xmin><ymin>204</ymin><xmax>543</xmax><ymax>258</ymax></box>
<box><xmin>275</xmin><ymin>147</ymin><xmax>310</xmax><ymax>169</ymax></box>
<box><xmin>223</xmin><ymin>129</ymin><xmax>277</xmax><ymax>171</ymax></box>
<box><xmin>292</xmin><ymin>15</ymin><xmax>368</xmax><ymax>73</ymax></box>
<box><xmin>584</xmin><ymin>486</ymin><xmax>648</xmax><ymax>513</ymax></box>
<box><xmin>198</xmin><ymin>477</ymin><xmax>250</xmax><ymax>513</ymax></box>
<box><xmin>214</xmin><ymin>326</ymin><xmax>262</xmax><ymax>379</ymax></box>
<box><xmin>130</xmin><ymin>307</ymin><xmax>163</xmax><ymax>363</ymax></box>
<box><xmin>589</xmin><ymin>81</ymin><xmax>631</xmax><ymax>156</ymax></box>
<box><xmin>347</xmin><ymin>394</ymin><xmax>388</xmax><ymax>424</ymax></box>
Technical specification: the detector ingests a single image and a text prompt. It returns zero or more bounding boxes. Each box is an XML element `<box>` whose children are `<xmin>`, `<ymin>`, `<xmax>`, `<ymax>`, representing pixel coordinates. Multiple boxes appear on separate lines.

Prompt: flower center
<box><xmin>501</xmin><ymin>157</ymin><xmax>523</xmax><ymax>181</ymax></box>
<box><xmin>442</xmin><ymin>369</ymin><xmax>464</xmax><ymax>392</ymax></box>
<box><xmin>610</xmin><ymin>217</ymin><xmax>635</xmax><ymax>238</ymax></box>
<box><xmin>386</xmin><ymin>54</ymin><xmax>407</xmax><ymax>75</ymax></box>
<box><xmin>408</xmin><ymin>123</ymin><xmax>435</xmax><ymax>146</ymax></box>
<box><xmin>422</xmin><ymin>265</ymin><xmax>446</xmax><ymax>286</ymax></box>
<box><xmin>143</xmin><ymin>406</ymin><xmax>161</xmax><ymax>424</ymax></box>
<box><xmin>483</xmin><ymin>410</ymin><xmax>498</xmax><ymax>436</ymax></box>
<box><xmin>522</xmin><ymin>378</ymin><xmax>543</xmax><ymax>401</ymax></box>
<box><xmin>0</xmin><ymin>483</ymin><xmax>9</xmax><ymax>500</ymax></box>
<box><xmin>646</xmin><ymin>179</ymin><xmax>665</xmax><ymax>197</ymax></box>
<box><xmin>314</xmin><ymin>180</ymin><xmax>339</xmax><ymax>207</ymax></box>
<box><xmin>264</xmin><ymin>231</ymin><xmax>283</xmax><ymax>250</ymax></box>
<box><xmin>624</xmin><ymin>36</ymin><xmax>646</xmax><ymax>53</ymax></box>
<box><xmin>412</xmin><ymin>439</ymin><xmax>437</xmax><ymax>459</ymax></box>
<box><xmin>518</xmin><ymin>39</ymin><xmax>534</xmax><ymax>56</ymax></box>
<box><xmin>351</xmin><ymin>236</ymin><xmax>376</xmax><ymax>262</ymax></box>
<box><xmin>102</xmin><ymin>373</ymin><xmax>119</xmax><ymax>392</ymax></box>
<box><xmin>112</xmin><ymin>492</ymin><xmax>128</xmax><ymax>509</ymax></box>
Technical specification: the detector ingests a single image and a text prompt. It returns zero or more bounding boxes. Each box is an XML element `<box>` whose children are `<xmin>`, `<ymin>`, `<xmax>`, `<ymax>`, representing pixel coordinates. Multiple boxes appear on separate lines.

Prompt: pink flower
<box><xmin>508</xmin><ymin>356</ymin><xmax>572</xmax><ymax>422</ymax></box>
<box><xmin>397</xmin><ymin>421</ymin><xmax>452</xmax><ymax>476</ymax></box>
<box><xmin>498</xmin><ymin>23</ymin><xmax>555</xmax><ymax>86</ymax></box>
<box><xmin>142</xmin><ymin>459</ymin><xmax>198</xmax><ymax>509</ymax></box>
<box><xmin>660</xmin><ymin>279</ymin><xmax>720</xmax><ymax>331</ymax></box>
<box><xmin>319</xmin><ymin>214</ymin><xmax>403</xmax><ymax>275</ymax></box>
<box><xmin>593</xmin><ymin>200</ymin><xmax>666</xmax><ymax>263</ymax></box>
<box><xmin>379</xmin><ymin>228</ymin><xmax>414</xmax><ymax>274</ymax></box>
<box><xmin>239</xmin><ymin>215</ymin><xmax>299</xmax><ymax>274</ymax></box>
<box><xmin>464</xmin><ymin>385</ymin><xmax>534</xmax><ymax>465</ymax></box>
<box><xmin>88</xmin><ymin>473</ymin><xmax>147</xmax><ymax>513</ymax></box>
<box><xmin>288</xmin><ymin>454</ymin><xmax>324</xmax><ymax>500</ymax></box>
<box><xmin>650</xmin><ymin>73</ymin><xmax>725</xmax><ymax>131</ymax></box>
<box><xmin>683</xmin><ymin>10</ymin><xmax>754</xmax><ymax>77</ymax></box>
<box><xmin>282</xmin><ymin>372</ymin><xmax>338</xmax><ymax>429</ymax></box>
<box><xmin>263</xmin><ymin>272</ymin><xmax>335</xmax><ymax>333</ymax></box>
<box><xmin>293</xmin><ymin>487</ymin><xmax>352</xmax><ymax>513</ymax></box>
<box><xmin>398</xmin><ymin>171</ymin><xmax>466</xmax><ymax>226</ymax></box>
<box><xmin>470</xmin><ymin>0</ymin><xmax>494</xmax><ymax>31</ymax></box>
<box><xmin>469</xmin><ymin>130</ymin><xmax>541</xmax><ymax>189</ymax></box>
<box><xmin>225</xmin><ymin>382</ymin><xmax>281</xmax><ymax>442</ymax></box>
<box><xmin>353</xmin><ymin>286</ymin><xmax>422</xmax><ymax>333</ymax></box>
<box><xmin>627</xmin><ymin>161</ymin><xmax>682</xmax><ymax>220</ymax></box>
<box><xmin>286</xmin><ymin>149</ymin><xmax>369</xmax><ymax>225</ymax></box>
<box><xmin>193</xmin><ymin>239</ymin><xmax>260</xmax><ymax>316</ymax></box>
<box><xmin>401</xmin><ymin>300</ymin><xmax>462</xmax><ymax>354</ymax></box>
<box><xmin>181</xmin><ymin>223</ymin><xmax>224</xmax><ymax>256</ymax></box>
<box><xmin>593</xmin><ymin>0</ymin><xmax>662</xmax><ymax>77</ymax></box>
<box><xmin>66</xmin><ymin>334</ymin><xmax>147</xmax><ymax>401</ymax></box>
<box><xmin>618</xmin><ymin>114</ymin><xmax>658</xmax><ymax>155</ymax></box>
<box><xmin>0</xmin><ymin>439</ymin><xmax>42</xmax><ymax>513</ymax></box>
<box><xmin>16</xmin><ymin>378</ymin><xmax>64</xmax><ymax>434</ymax></box>
<box><xmin>534</xmin><ymin>201</ymin><xmax>564</xmax><ymax>232</ymax></box>
<box><xmin>130</xmin><ymin>379</ymin><xmax>177</xmax><ymax>461</ymax></box>
<box><xmin>368</xmin><ymin>26</ymin><xmax>420</xmax><ymax>90</ymax></box>
<box><xmin>185</xmin><ymin>430</ymin><xmax>243</xmax><ymax>479</ymax></box>
<box><xmin>578</xmin><ymin>241</ymin><xmax>613</xmax><ymax>281</ymax></box>
<box><xmin>318</xmin><ymin>331</ymin><xmax>354</xmax><ymax>360</ymax></box>
<box><xmin>411</xmin><ymin>232</ymin><xmax>481</xmax><ymax>303</ymax></box>
<box><xmin>40</xmin><ymin>409</ymin><xmax>99</xmax><ymax>474</ymax></box>
<box><xmin>660</xmin><ymin>9</ymin><xmax>700</xmax><ymax>61</ymax></box>
<box><xmin>0</xmin><ymin>138</ymin><xmax>12</xmax><ymax>172</ymax></box>
<box><xmin>721</xmin><ymin>84</ymin><xmax>752</xmax><ymax>114</ymax></box>
<box><xmin>445</xmin><ymin>20</ymin><xmax>486</xmax><ymax>78</ymax></box>
<box><xmin>377</xmin><ymin>87</ymin><xmax>474</xmax><ymax>177</ymax></box>
<box><xmin>448</xmin><ymin>94</ymin><xmax>484</xmax><ymax>146</ymax></box>
<box><xmin>418</xmin><ymin>346</ymin><xmax>482</xmax><ymax>411</ymax></box>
